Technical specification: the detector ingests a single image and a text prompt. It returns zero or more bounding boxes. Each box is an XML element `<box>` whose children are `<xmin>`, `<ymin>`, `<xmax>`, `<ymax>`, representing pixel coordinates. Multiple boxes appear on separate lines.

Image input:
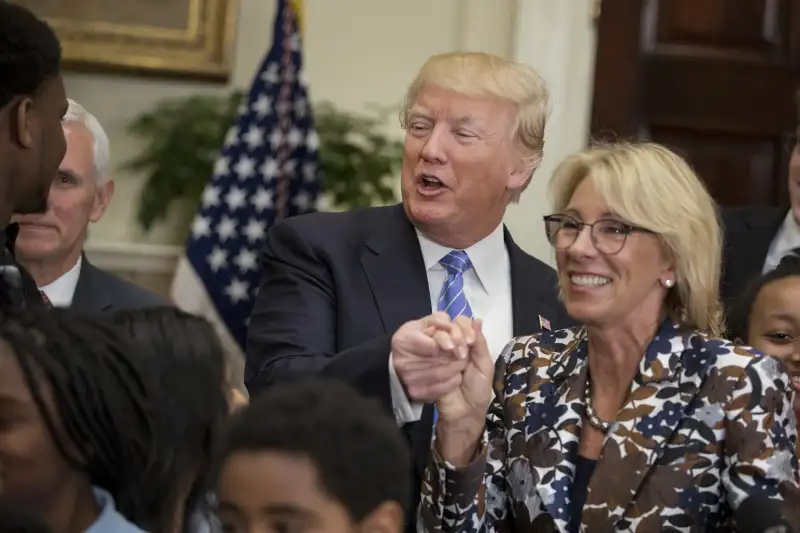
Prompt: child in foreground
<box><xmin>213</xmin><ymin>379</ymin><xmax>411</xmax><ymax>533</ymax></box>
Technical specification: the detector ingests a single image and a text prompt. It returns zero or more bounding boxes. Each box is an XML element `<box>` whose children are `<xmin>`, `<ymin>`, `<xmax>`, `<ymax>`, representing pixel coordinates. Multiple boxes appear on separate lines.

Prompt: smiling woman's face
<box><xmin>747</xmin><ymin>275</ymin><xmax>800</xmax><ymax>404</ymax></box>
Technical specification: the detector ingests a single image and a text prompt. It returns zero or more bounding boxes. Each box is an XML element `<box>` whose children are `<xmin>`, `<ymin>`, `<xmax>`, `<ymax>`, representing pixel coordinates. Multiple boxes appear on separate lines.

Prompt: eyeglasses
<box><xmin>543</xmin><ymin>214</ymin><xmax>654</xmax><ymax>256</ymax></box>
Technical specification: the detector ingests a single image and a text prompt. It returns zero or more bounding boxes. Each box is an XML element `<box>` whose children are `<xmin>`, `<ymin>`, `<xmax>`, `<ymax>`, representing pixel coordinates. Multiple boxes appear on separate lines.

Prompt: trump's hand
<box><xmin>391</xmin><ymin>312</ymin><xmax>473</xmax><ymax>402</ymax></box>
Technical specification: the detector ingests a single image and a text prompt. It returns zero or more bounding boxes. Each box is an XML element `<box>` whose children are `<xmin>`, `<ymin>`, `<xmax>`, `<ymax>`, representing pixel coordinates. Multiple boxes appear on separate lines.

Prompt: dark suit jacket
<box><xmin>0</xmin><ymin>223</ymin><xmax>45</xmax><ymax>311</ymax></box>
<box><xmin>720</xmin><ymin>205</ymin><xmax>786</xmax><ymax>318</ymax></box>
<box><xmin>70</xmin><ymin>256</ymin><xmax>168</xmax><ymax>313</ymax></box>
<box><xmin>244</xmin><ymin>203</ymin><xmax>573</xmax><ymax>529</ymax></box>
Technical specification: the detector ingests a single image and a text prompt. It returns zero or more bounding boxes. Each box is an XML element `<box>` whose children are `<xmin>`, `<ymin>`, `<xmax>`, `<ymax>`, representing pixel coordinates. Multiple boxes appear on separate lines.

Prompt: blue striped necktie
<box><xmin>432</xmin><ymin>250</ymin><xmax>474</xmax><ymax>425</ymax></box>
<box><xmin>438</xmin><ymin>250</ymin><xmax>474</xmax><ymax>320</ymax></box>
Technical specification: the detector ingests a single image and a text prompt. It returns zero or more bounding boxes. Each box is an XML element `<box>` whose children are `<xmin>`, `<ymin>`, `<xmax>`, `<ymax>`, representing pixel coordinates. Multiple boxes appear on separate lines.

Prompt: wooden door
<box><xmin>591</xmin><ymin>0</ymin><xmax>800</xmax><ymax>206</ymax></box>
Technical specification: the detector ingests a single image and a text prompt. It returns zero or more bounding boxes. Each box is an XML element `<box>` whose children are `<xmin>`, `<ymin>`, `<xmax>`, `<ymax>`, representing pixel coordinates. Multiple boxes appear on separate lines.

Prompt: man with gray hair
<box><xmin>13</xmin><ymin>98</ymin><xmax>165</xmax><ymax>310</ymax></box>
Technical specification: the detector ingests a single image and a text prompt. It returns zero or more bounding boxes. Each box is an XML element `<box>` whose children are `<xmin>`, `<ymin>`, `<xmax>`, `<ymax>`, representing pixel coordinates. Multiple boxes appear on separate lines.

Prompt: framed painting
<box><xmin>16</xmin><ymin>0</ymin><xmax>239</xmax><ymax>81</ymax></box>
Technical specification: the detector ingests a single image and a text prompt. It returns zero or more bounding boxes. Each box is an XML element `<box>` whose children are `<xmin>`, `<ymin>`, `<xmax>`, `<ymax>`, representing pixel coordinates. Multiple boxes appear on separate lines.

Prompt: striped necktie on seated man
<box><xmin>433</xmin><ymin>249</ymin><xmax>474</xmax><ymax>424</ymax></box>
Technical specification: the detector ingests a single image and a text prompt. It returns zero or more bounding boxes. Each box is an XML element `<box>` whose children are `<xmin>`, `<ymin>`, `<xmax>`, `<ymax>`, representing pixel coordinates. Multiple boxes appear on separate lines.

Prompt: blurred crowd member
<box><xmin>420</xmin><ymin>142</ymin><xmax>800</xmax><ymax>532</ymax></box>
<box><xmin>0</xmin><ymin>309</ymin><xmax>156</xmax><ymax>533</ymax></box>
<box><xmin>13</xmin><ymin>99</ymin><xmax>165</xmax><ymax>310</ymax></box>
<box><xmin>729</xmin><ymin>252</ymin><xmax>800</xmax><ymax>424</ymax></box>
<box><xmin>720</xmin><ymin>90</ymin><xmax>800</xmax><ymax>317</ymax></box>
<box><xmin>214</xmin><ymin>379</ymin><xmax>410</xmax><ymax>533</ymax></box>
<box><xmin>244</xmin><ymin>51</ymin><xmax>572</xmax><ymax>528</ymax></box>
<box><xmin>110</xmin><ymin>307</ymin><xmax>239</xmax><ymax>533</ymax></box>
<box><xmin>0</xmin><ymin>2</ymin><xmax>67</xmax><ymax>311</ymax></box>
<box><xmin>0</xmin><ymin>503</ymin><xmax>52</xmax><ymax>533</ymax></box>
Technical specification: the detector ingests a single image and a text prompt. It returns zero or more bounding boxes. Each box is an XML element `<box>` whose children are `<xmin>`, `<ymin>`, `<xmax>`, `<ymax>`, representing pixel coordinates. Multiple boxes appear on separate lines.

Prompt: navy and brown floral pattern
<box><xmin>419</xmin><ymin>321</ymin><xmax>800</xmax><ymax>532</ymax></box>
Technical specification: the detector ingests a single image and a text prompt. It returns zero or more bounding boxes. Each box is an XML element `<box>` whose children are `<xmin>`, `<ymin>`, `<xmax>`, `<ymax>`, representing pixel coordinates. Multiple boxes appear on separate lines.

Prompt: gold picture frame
<box><xmin>17</xmin><ymin>0</ymin><xmax>240</xmax><ymax>81</ymax></box>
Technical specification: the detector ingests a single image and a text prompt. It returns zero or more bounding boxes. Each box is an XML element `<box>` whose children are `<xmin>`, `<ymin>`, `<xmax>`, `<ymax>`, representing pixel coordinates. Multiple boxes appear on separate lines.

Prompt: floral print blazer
<box><xmin>419</xmin><ymin>321</ymin><xmax>800</xmax><ymax>532</ymax></box>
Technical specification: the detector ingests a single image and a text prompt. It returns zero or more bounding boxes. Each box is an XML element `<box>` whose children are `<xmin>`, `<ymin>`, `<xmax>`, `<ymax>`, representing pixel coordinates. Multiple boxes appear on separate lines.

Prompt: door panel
<box><xmin>591</xmin><ymin>0</ymin><xmax>800</xmax><ymax>206</ymax></box>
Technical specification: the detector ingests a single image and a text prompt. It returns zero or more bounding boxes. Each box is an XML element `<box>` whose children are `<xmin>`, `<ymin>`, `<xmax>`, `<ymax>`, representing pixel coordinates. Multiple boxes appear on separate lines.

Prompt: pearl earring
<box><xmin>663</xmin><ymin>279</ymin><xmax>674</xmax><ymax>288</ymax></box>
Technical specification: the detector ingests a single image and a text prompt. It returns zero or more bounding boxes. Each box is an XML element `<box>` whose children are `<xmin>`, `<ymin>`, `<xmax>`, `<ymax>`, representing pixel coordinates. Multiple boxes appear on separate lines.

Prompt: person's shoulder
<box><xmin>275</xmin><ymin>204</ymin><xmax>400</xmax><ymax>238</ymax></box>
<box><xmin>719</xmin><ymin>205</ymin><xmax>785</xmax><ymax>230</ymax></box>
<box><xmin>85</xmin><ymin>262</ymin><xmax>167</xmax><ymax>308</ymax></box>
<box><xmin>266</xmin><ymin>205</ymin><xmax>408</xmax><ymax>259</ymax></box>
<box><xmin>501</xmin><ymin>326</ymin><xmax>583</xmax><ymax>367</ymax></box>
<box><xmin>689</xmin><ymin>333</ymin><xmax>789</xmax><ymax>385</ymax></box>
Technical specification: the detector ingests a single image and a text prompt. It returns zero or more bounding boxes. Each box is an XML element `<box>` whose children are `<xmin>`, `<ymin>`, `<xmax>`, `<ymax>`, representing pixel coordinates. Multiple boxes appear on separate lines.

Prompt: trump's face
<box><xmin>555</xmin><ymin>178</ymin><xmax>674</xmax><ymax>328</ymax></box>
<box><xmin>400</xmin><ymin>86</ymin><xmax>529</xmax><ymax>246</ymax></box>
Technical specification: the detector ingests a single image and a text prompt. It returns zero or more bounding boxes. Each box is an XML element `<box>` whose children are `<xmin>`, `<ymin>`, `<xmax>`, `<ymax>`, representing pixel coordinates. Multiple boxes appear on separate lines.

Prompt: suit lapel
<box><xmin>584</xmin><ymin>322</ymin><xmax>707</xmax><ymax>530</ymax></box>
<box><xmin>360</xmin><ymin>205</ymin><xmax>431</xmax><ymax>334</ymax></box>
<box><xmin>360</xmin><ymin>205</ymin><xmax>432</xmax><ymax>475</ymax></box>
<box><xmin>505</xmin><ymin>229</ymin><xmax>566</xmax><ymax>335</ymax></box>
<box><xmin>531</xmin><ymin>330</ymin><xmax>588</xmax><ymax>520</ymax></box>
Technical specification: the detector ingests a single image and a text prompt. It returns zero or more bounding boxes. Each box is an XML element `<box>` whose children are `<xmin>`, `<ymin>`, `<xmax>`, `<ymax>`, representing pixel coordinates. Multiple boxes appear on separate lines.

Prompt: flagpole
<box><xmin>290</xmin><ymin>0</ymin><xmax>303</xmax><ymax>36</ymax></box>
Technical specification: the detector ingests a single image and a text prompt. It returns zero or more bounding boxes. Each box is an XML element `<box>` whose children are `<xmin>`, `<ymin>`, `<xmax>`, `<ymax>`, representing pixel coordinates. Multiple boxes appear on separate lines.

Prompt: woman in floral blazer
<box><xmin>420</xmin><ymin>143</ymin><xmax>800</xmax><ymax>533</ymax></box>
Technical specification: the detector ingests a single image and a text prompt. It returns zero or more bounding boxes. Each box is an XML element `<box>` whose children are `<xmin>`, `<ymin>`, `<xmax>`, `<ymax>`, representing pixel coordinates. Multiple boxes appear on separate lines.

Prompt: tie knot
<box><xmin>439</xmin><ymin>250</ymin><xmax>471</xmax><ymax>275</ymax></box>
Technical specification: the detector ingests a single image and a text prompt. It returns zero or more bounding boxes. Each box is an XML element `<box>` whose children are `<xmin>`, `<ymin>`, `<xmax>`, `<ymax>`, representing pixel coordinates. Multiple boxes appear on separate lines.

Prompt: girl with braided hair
<box><xmin>108</xmin><ymin>307</ymin><xmax>232</xmax><ymax>533</ymax></box>
<box><xmin>0</xmin><ymin>309</ymin><xmax>157</xmax><ymax>533</ymax></box>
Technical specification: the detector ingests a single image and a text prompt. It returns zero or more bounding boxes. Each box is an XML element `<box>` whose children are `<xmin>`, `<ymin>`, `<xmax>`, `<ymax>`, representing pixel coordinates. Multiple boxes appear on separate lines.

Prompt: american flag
<box><xmin>170</xmin><ymin>0</ymin><xmax>321</xmax><ymax>356</ymax></box>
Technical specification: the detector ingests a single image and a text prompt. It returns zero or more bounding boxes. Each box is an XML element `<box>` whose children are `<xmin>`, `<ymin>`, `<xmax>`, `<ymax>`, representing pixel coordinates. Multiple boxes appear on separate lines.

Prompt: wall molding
<box><xmin>84</xmin><ymin>241</ymin><xmax>183</xmax><ymax>275</ymax></box>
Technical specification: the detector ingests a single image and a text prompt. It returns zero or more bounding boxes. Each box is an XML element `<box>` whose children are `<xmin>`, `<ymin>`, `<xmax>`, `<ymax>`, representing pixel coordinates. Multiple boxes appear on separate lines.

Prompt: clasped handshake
<box><xmin>391</xmin><ymin>312</ymin><xmax>495</xmax><ymax>424</ymax></box>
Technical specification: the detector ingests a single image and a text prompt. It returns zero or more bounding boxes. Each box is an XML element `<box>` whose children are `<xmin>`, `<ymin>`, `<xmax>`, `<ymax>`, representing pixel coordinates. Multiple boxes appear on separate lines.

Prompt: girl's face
<box><xmin>747</xmin><ymin>276</ymin><xmax>800</xmax><ymax>406</ymax></box>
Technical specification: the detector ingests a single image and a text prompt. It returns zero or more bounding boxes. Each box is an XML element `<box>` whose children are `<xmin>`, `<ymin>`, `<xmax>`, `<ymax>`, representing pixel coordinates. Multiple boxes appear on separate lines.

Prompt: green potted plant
<box><xmin>122</xmin><ymin>93</ymin><xmax>403</xmax><ymax>232</ymax></box>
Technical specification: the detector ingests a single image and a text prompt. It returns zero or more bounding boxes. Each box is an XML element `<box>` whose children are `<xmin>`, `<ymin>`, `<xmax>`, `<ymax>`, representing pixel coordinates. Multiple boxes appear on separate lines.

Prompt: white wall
<box><xmin>71</xmin><ymin>0</ymin><xmax>597</xmax><ymax>278</ymax></box>
<box><xmin>506</xmin><ymin>0</ymin><xmax>597</xmax><ymax>265</ymax></box>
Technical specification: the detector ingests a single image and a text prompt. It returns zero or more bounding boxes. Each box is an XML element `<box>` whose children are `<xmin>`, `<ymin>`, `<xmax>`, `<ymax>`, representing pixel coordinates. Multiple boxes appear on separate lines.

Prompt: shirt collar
<box><xmin>770</xmin><ymin>211</ymin><xmax>800</xmax><ymax>258</ymax></box>
<box><xmin>416</xmin><ymin>223</ymin><xmax>507</xmax><ymax>294</ymax></box>
<box><xmin>85</xmin><ymin>486</ymin><xmax>147</xmax><ymax>533</ymax></box>
<box><xmin>40</xmin><ymin>255</ymin><xmax>82</xmax><ymax>307</ymax></box>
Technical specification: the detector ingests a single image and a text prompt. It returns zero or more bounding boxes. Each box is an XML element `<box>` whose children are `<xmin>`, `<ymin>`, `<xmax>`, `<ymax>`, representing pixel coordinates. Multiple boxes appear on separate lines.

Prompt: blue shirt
<box><xmin>84</xmin><ymin>487</ymin><xmax>147</xmax><ymax>533</ymax></box>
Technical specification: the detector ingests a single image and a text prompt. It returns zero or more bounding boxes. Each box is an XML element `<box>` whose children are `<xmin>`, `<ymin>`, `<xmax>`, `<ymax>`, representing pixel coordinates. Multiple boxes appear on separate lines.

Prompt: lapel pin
<box><xmin>539</xmin><ymin>315</ymin><xmax>551</xmax><ymax>331</ymax></box>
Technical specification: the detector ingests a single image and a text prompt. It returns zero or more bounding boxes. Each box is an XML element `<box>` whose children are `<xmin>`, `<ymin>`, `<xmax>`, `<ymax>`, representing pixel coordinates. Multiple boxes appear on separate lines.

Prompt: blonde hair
<box><xmin>399</xmin><ymin>52</ymin><xmax>550</xmax><ymax>202</ymax></box>
<box><xmin>549</xmin><ymin>142</ymin><xmax>724</xmax><ymax>337</ymax></box>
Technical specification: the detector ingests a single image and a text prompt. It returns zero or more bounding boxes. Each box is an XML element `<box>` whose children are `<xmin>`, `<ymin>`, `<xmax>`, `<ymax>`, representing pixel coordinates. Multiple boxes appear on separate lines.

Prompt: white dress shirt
<box><xmin>388</xmin><ymin>223</ymin><xmax>513</xmax><ymax>424</ymax></box>
<box><xmin>40</xmin><ymin>255</ymin><xmax>82</xmax><ymax>307</ymax></box>
<box><xmin>763</xmin><ymin>211</ymin><xmax>800</xmax><ymax>273</ymax></box>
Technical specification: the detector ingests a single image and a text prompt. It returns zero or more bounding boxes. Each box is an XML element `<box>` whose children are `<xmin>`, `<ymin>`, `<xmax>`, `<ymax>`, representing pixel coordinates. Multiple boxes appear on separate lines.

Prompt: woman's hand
<box><xmin>428</xmin><ymin>317</ymin><xmax>495</xmax><ymax>466</ymax></box>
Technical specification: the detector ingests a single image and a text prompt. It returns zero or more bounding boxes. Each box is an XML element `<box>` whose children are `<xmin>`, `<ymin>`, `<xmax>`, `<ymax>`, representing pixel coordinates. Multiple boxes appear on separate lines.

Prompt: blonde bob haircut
<box><xmin>549</xmin><ymin>142</ymin><xmax>724</xmax><ymax>337</ymax></box>
<box><xmin>399</xmin><ymin>52</ymin><xmax>550</xmax><ymax>202</ymax></box>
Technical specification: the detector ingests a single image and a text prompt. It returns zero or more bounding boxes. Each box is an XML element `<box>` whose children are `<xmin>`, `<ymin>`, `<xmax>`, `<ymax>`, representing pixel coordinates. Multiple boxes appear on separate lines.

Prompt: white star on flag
<box><xmin>169</xmin><ymin>0</ymin><xmax>323</xmax><ymax>372</ymax></box>
<box><xmin>225</xmin><ymin>186</ymin><xmax>247</xmax><ymax>211</ymax></box>
<box><xmin>216</xmin><ymin>216</ymin><xmax>238</xmax><ymax>241</ymax></box>
<box><xmin>202</xmin><ymin>185</ymin><xmax>221</xmax><ymax>208</ymax></box>
<box><xmin>261</xmin><ymin>62</ymin><xmax>280</xmax><ymax>84</ymax></box>
<box><xmin>233</xmin><ymin>155</ymin><xmax>256</xmax><ymax>180</ymax></box>
<box><xmin>234</xmin><ymin>249</ymin><xmax>259</xmax><ymax>272</ymax></box>
<box><xmin>306</xmin><ymin>131</ymin><xmax>319</xmax><ymax>152</ymax></box>
<box><xmin>243</xmin><ymin>125</ymin><xmax>265</xmax><ymax>150</ymax></box>
<box><xmin>224</xmin><ymin>127</ymin><xmax>239</xmax><ymax>148</ymax></box>
<box><xmin>243</xmin><ymin>218</ymin><xmax>267</xmax><ymax>242</ymax></box>
<box><xmin>259</xmin><ymin>159</ymin><xmax>279</xmax><ymax>182</ymax></box>
<box><xmin>213</xmin><ymin>157</ymin><xmax>230</xmax><ymax>178</ymax></box>
<box><xmin>251</xmin><ymin>187</ymin><xmax>274</xmax><ymax>212</ymax></box>
<box><xmin>191</xmin><ymin>215</ymin><xmax>211</xmax><ymax>238</ymax></box>
<box><xmin>225</xmin><ymin>278</ymin><xmax>250</xmax><ymax>303</ymax></box>
<box><xmin>252</xmin><ymin>94</ymin><xmax>271</xmax><ymax>118</ymax></box>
